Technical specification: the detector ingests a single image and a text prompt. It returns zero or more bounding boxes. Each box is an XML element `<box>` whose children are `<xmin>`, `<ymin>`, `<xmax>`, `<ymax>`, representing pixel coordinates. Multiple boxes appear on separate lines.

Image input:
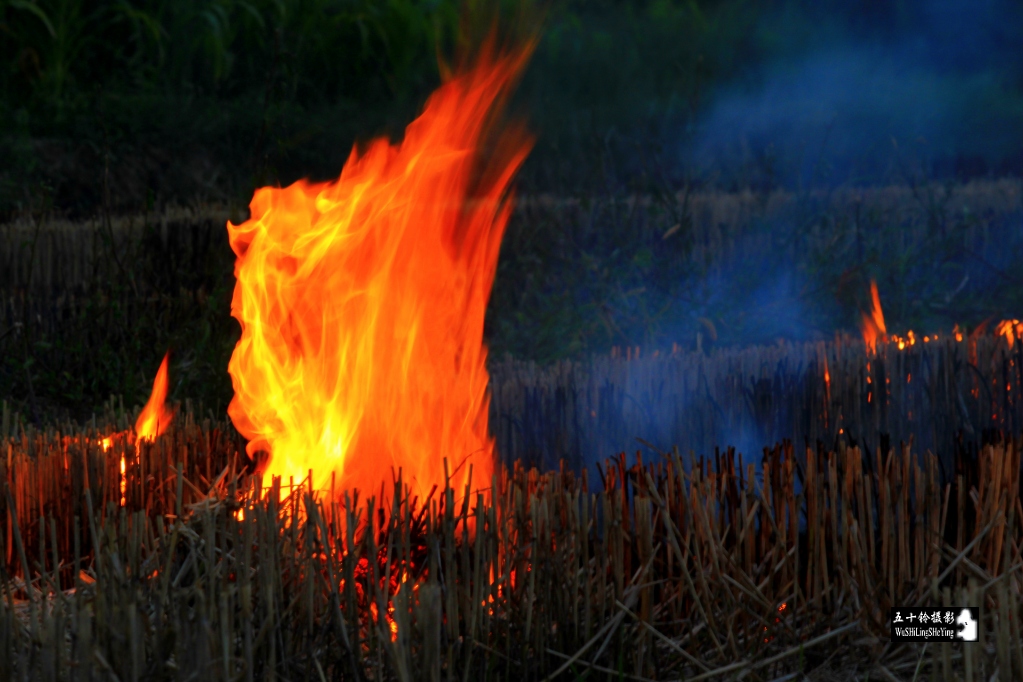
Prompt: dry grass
<box><xmin>1</xmin><ymin>403</ymin><xmax>1022</xmax><ymax>680</ymax></box>
<box><xmin>3</xmin><ymin>178</ymin><xmax>1018</xmax><ymax>298</ymax></box>
<box><xmin>3</xmin><ymin>179</ymin><xmax>1019</xmax><ymax>297</ymax></box>
<box><xmin>491</xmin><ymin>333</ymin><xmax>1023</xmax><ymax>474</ymax></box>
<box><xmin>3</xmin><ymin>179</ymin><xmax>1021</xmax><ymax>421</ymax></box>
<box><xmin>514</xmin><ymin>178</ymin><xmax>1023</xmax><ymax>291</ymax></box>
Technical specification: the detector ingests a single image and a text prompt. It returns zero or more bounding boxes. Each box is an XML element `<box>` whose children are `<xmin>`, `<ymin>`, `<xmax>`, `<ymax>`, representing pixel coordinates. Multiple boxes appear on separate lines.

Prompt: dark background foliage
<box><xmin>1</xmin><ymin>0</ymin><xmax>1022</xmax><ymax>419</ymax></box>
<box><xmin>4</xmin><ymin>0</ymin><xmax>1023</xmax><ymax>210</ymax></box>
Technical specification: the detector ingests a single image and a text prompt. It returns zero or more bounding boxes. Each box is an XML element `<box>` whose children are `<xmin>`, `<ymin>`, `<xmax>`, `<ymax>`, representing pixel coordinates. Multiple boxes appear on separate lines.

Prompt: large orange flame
<box><xmin>135</xmin><ymin>352</ymin><xmax>173</xmax><ymax>441</ymax></box>
<box><xmin>226</xmin><ymin>41</ymin><xmax>534</xmax><ymax>498</ymax></box>
<box><xmin>860</xmin><ymin>280</ymin><xmax>887</xmax><ymax>354</ymax></box>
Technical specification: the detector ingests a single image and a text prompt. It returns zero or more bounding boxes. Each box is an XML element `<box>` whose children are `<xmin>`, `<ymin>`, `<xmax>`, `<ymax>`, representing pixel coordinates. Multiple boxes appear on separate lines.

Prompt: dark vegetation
<box><xmin>1</xmin><ymin>0</ymin><xmax>1023</xmax><ymax>419</ymax></box>
<box><xmin>0</xmin><ymin>0</ymin><xmax>766</xmax><ymax>214</ymax></box>
<box><xmin>4</xmin><ymin>0</ymin><xmax>1018</xmax><ymax>212</ymax></box>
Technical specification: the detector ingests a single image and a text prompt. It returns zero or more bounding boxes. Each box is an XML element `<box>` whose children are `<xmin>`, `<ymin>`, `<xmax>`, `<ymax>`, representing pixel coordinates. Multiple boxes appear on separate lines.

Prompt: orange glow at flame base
<box><xmin>226</xmin><ymin>40</ymin><xmax>534</xmax><ymax>499</ymax></box>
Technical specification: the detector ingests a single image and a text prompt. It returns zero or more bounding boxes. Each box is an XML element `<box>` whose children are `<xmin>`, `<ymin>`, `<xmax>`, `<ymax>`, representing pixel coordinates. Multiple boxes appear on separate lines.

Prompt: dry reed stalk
<box><xmin>0</xmin><ymin>412</ymin><xmax>1021</xmax><ymax>679</ymax></box>
<box><xmin>490</xmin><ymin>333</ymin><xmax>1023</xmax><ymax>481</ymax></box>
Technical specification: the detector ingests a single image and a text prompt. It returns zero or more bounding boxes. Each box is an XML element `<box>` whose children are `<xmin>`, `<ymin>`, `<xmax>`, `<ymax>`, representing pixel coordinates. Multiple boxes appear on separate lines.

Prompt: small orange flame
<box><xmin>226</xmin><ymin>39</ymin><xmax>533</xmax><ymax>497</ymax></box>
<box><xmin>822</xmin><ymin>354</ymin><xmax>831</xmax><ymax>423</ymax></box>
<box><xmin>135</xmin><ymin>352</ymin><xmax>173</xmax><ymax>442</ymax></box>
<box><xmin>996</xmin><ymin>319</ymin><xmax>1022</xmax><ymax>349</ymax></box>
<box><xmin>860</xmin><ymin>280</ymin><xmax>887</xmax><ymax>354</ymax></box>
<box><xmin>115</xmin><ymin>351</ymin><xmax>173</xmax><ymax>505</ymax></box>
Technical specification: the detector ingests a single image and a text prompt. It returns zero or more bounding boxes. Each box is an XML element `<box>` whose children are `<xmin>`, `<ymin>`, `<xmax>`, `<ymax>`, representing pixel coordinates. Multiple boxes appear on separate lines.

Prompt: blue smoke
<box><xmin>684</xmin><ymin>0</ymin><xmax>1023</xmax><ymax>189</ymax></box>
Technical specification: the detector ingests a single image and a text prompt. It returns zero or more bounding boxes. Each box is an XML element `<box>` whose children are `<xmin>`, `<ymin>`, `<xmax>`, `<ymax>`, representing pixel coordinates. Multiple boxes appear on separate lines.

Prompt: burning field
<box><xmin>4</xmin><ymin>400</ymin><xmax>1023</xmax><ymax>682</ymax></box>
<box><xmin>3</xmin><ymin>29</ymin><xmax>1023</xmax><ymax>682</ymax></box>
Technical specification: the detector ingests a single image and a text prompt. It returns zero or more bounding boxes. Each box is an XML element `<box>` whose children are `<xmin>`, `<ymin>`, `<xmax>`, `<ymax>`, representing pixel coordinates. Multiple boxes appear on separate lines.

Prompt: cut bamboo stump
<box><xmin>1</xmin><ymin>409</ymin><xmax>1021</xmax><ymax>680</ymax></box>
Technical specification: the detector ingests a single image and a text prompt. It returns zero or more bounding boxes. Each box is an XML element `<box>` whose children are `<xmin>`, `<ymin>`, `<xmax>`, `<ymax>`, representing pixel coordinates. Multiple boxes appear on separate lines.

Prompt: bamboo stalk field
<box><xmin>1</xmin><ymin>185</ymin><xmax>1022</xmax><ymax>680</ymax></box>
<box><xmin>491</xmin><ymin>332</ymin><xmax>1023</xmax><ymax>473</ymax></box>
<box><xmin>1</xmin><ymin>399</ymin><xmax>1023</xmax><ymax>680</ymax></box>
<box><xmin>3</xmin><ymin>180</ymin><xmax>1020</xmax><ymax>297</ymax></box>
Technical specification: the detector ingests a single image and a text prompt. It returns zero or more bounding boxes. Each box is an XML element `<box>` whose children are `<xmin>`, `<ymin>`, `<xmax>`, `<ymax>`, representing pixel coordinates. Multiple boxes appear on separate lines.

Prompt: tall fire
<box><xmin>226</xmin><ymin>41</ymin><xmax>534</xmax><ymax>498</ymax></box>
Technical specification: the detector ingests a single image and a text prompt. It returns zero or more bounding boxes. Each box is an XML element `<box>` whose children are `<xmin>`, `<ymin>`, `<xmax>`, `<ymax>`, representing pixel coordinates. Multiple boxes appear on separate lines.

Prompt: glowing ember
<box><xmin>369</xmin><ymin>602</ymin><xmax>400</xmax><ymax>642</ymax></box>
<box><xmin>860</xmin><ymin>280</ymin><xmax>887</xmax><ymax>354</ymax></box>
<box><xmin>763</xmin><ymin>602</ymin><xmax>787</xmax><ymax>643</ymax></box>
<box><xmin>135</xmin><ymin>352</ymin><xmax>173</xmax><ymax>442</ymax></box>
<box><xmin>226</xmin><ymin>40</ymin><xmax>534</xmax><ymax>497</ymax></box>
